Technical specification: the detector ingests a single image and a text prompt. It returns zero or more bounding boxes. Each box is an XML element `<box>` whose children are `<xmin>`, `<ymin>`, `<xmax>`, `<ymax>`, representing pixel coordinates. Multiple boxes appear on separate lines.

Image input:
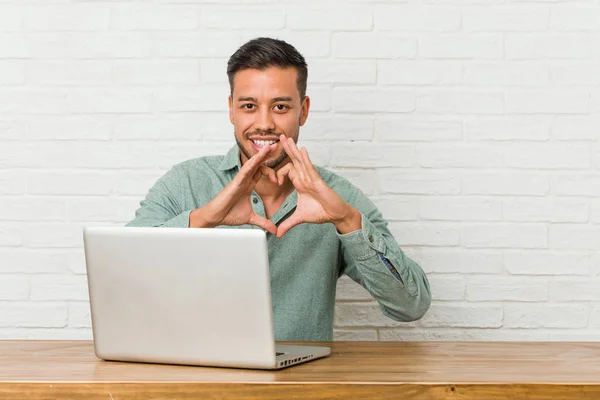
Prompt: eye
<box><xmin>241</xmin><ymin>104</ymin><xmax>255</xmax><ymax>110</ymax></box>
<box><xmin>274</xmin><ymin>104</ymin><xmax>289</xmax><ymax>112</ymax></box>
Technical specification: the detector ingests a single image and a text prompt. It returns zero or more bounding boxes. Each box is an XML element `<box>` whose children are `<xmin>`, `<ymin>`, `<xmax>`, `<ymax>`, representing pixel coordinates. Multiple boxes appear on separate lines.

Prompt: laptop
<box><xmin>82</xmin><ymin>226</ymin><xmax>330</xmax><ymax>370</ymax></box>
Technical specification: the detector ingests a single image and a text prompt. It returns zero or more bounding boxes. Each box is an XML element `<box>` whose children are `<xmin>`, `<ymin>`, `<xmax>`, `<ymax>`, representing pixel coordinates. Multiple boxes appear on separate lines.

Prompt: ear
<box><xmin>299</xmin><ymin>96</ymin><xmax>310</xmax><ymax>126</ymax></box>
<box><xmin>228</xmin><ymin>95</ymin><xmax>234</xmax><ymax>124</ymax></box>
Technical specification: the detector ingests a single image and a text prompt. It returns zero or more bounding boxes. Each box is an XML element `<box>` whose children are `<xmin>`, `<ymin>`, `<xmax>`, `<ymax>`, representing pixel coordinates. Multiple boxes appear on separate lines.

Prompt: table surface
<box><xmin>1</xmin><ymin>340</ymin><xmax>599</xmax><ymax>399</ymax></box>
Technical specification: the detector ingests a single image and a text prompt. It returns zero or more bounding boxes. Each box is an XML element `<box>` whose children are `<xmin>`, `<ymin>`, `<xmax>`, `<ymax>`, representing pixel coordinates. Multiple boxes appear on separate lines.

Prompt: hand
<box><xmin>190</xmin><ymin>143</ymin><xmax>279</xmax><ymax>235</ymax></box>
<box><xmin>275</xmin><ymin>134</ymin><xmax>362</xmax><ymax>238</ymax></box>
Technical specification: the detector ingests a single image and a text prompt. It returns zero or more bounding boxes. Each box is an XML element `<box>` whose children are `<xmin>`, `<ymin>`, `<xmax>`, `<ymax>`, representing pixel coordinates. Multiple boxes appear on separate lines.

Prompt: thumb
<box><xmin>248</xmin><ymin>213</ymin><xmax>278</xmax><ymax>236</ymax></box>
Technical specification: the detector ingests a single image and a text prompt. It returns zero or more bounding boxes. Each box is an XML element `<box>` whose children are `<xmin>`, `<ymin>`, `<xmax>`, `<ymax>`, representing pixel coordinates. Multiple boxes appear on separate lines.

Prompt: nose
<box><xmin>254</xmin><ymin>108</ymin><xmax>275</xmax><ymax>132</ymax></box>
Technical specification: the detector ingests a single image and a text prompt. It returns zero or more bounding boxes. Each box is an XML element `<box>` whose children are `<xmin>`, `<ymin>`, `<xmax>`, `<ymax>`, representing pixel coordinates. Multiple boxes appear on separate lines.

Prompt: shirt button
<box><xmin>253</xmin><ymin>198</ymin><xmax>259</xmax><ymax>204</ymax></box>
<box><xmin>368</xmin><ymin>235</ymin><xmax>374</xmax><ymax>243</ymax></box>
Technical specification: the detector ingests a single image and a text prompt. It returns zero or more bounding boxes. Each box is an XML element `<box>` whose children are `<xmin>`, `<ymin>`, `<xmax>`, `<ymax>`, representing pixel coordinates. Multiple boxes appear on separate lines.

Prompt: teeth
<box><xmin>253</xmin><ymin>140</ymin><xmax>277</xmax><ymax>147</ymax></box>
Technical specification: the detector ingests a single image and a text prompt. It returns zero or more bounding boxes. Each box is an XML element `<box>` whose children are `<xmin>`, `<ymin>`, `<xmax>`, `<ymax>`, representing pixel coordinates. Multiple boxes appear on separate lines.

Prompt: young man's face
<box><xmin>228</xmin><ymin>67</ymin><xmax>310</xmax><ymax>169</ymax></box>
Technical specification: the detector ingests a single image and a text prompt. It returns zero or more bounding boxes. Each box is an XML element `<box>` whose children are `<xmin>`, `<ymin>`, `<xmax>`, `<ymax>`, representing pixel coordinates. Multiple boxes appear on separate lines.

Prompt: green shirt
<box><xmin>126</xmin><ymin>146</ymin><xmax>431</xmax><ymax>341</ymax></box>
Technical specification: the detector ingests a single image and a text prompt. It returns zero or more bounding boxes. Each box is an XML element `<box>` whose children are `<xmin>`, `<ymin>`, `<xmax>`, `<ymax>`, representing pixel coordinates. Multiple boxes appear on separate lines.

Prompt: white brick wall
<box><xmin>1</xmin><ymin>0</ymin><xmax>599</xmax><ymax>342</ymax></box>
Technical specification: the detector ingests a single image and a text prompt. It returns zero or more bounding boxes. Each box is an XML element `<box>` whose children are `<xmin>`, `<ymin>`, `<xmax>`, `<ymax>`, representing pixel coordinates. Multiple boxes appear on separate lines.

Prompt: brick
<box><xmin>0</xmin><ymin>249</ymin><xmax>83</xmax><ymax>274</ymax></box>
<box><xmin>591</xmin><ymin>201</ymin><xmax>600</xmax><ymax>223</ymax></box>
<box><xmin>25</xmin><ymin>223</ymin><xmax>85</xmax><ymax>248</ymax></box>
<box><xmin>463</xmin><ymin>224</ymin><xmax>547</xmax><ymax>249</ymax></box>
<box><xmin>549</xmin><ymin>279</ymin><xmax>600</xmax><ymax>301</ymax></box>
<box><xmin>375</xmin><ymin>5</ymin><xmax>460</xmax><ymax>31</ymax></box>
<box><xmin>335</xmin><ymin>302</ymin><xmax>406</xmax><ymax>327</ymax></box>
<box><xmin>417</xmin><ymin>144</ymin><xmax>503</xmax><ymax>168</ymax></box>
<box><xmin>0</xmin><ymin>223</ymin><xmax>24</xmax><ymax>247</ymax></box>
<box><xmin>419</xmin><ymin>34</ymin><xmax>502</xmax><ymax>59</ymax></box>
<box><xmin>333</xmin><ymin>329</ymin><xmax>377</xmax><ymax>341</ymax></box>
<box><xmin>0</xmin><ymin>5</ymin><xmax>21</xmax><ymax>31</ymax></box>
<box><xmin>114</xmin><ymin>172</ymin><xmax>165</xmax><ymax>196</ymax></box>
<box><xmin>155</xmin><ymin>32</ymin><xmax>243</xmax><ymax>58</ymax></box>
<box><xmin>551</xmin><ymin>63</ymin><xmax>600</xmax><ymax>85</ymax></box>
<box><xmin>420</xmin><ymin>304</ymin><xmax>503</xmax><ymax>328</ymax></box>
<box><xmin>0</xmin><ymin>89</ymin><xmax>67</xmax><ymax>115</ymax></box>
<box><xmin>0</xmin><ymin>33</ymin><xmax>70</xmax><ymax>59</ymax></box>
<box><xmin>199</xmin><ymin>58</ymin><xmax>227</xmax><ymax>84</ymax></box>
<box><xmin>463</xmin><ymin>173</ymin><xmax>549</xmax><ymax>196</ymax></box>
<box><xmin>334</xmin><ymin>87</ymin><xmax>415</xmax><ymax>113</ymax></box>
<box><xmin>379</xmin><ymin>171</ymin><xmax>461</xmax><ymax>195</ymax></box>
<box><xmin>506</xmin><ymin>34</ymin><xmax>595</xmax><ymax>59</ymax></box>
<box><xmin>27</xmin><ymin>116</ymin><xmax>113</xmax><ymax>141</ymax></box>
<box><xmin>465</xmin><ymin>116</ymin><xmax>551</xmax><ymax>141</ymax></box>
<box><xmin>310</xmin><ymin>59</ymin><xmax>376</xmax><ymax>84</ymax></box>
<box><xmin>380</xmin><ymin>328</ymin><xmax>548</xmax><ymax>341</ymax></box>
<box><xmin>71</xmin><ymin>32</ymin><xmax>153</xmax><ymax>58</ymax></box>
<box><xmin>467</xmin><ymin>277</ymin><xmax>548</xmax><ymax>301</ymax></box>
<box><xmin>28</xmin><ymin>171</ymin><xmax>113</xmax><ymax>196</ymax></box>
<box><xmin>111</xmin><ymin>4</ymin><xmax>199</xmax><ymax>30</ymax></box>
<box><xmin>419</xmin><ymin>197</ymin><xmax>501</xmax><ymax>221</ymax></box>
<box><xmin>0</xmin><ymin>170</ymin><xmax>25</xmax><ymax>195</ymax></box>
<box><xmin>0</xmin><ymin>61</ymin><xmax>26</xmax><ymax>85</ymax></box>
<box><xmin>463</xmin><ymin>62</ymin><xmax>549</xmax><ymax>86</ymax></box>
<box><xmin>68</xmin><ymin>89</ymin><xmax>152</xmax><ymax>114</ymax></box>
<box><xmin>331</xmin><ymin>143</ymin><xmax>414</xmax><ymax>168</ymax></box>
<box><xmin>200</xmin><ymin>7</ymin><xmax>284</xmax><ymax>29</ymax></box>
<box><xmin>302</xmin><ymin>114</ymin><xmax>373</xmax><ymax>142</ymax></box>
<box><xmin>372</xmin><ymin>196</ymin><xmax>419</xmax><ymax>222</ymax></box>
<box><xmin>503</xmin><ymin>198</ymin><xmax>589</xmax><ymax>223</ymax></box>
<box><xmin>307</xmin><ymin>86</ymin><xmax>331</xmax><ymax>112</ymax></box>
<box><xmin>552</xmin><ymin>174</ymin><xmax>600</xmax><ymax>196</ymax></box>
<box><xmin>504</xmin><ymin>304</ymin><xmax>589</xmax><ymax>328</ymax></box>
<box><xmin>413</xmin><ymin>249</ymin><xmax>503</xmax><ymax>274</ymax></box>
<box><xmin>112</xmin><ymin>60</ymin><xmax>200</xmax><ymax>85</ymax></box>
<box><xmin>463</xmin><ymin>5</ymin><xmax>549</xmax><ymax>32</ymax></box>
<box><xmin>550</xmin><ymin>6</ymin><xmax>600</xmax><ymax>31</ymax></box>
<box><xmin>68</xmin><ymin>302</ymin><xmax>91</xmax><ymax>328</ymax></box>
<box><xmin>594</xmin><ymin>307</ymin><xmax>600</xmax><ymax>328</ymax></box>
<box><xmin>0</xmin><ymin>119</ymin><xmax>25</xmax><ymax>140</ymax></box>
<box><xmin>375</xmin><ymin>117</ymin><xmax>462</xmax><ymax>142</ymax></box>
<box><xmin>389</xmin><ymin>223</ymin><xmax>461</xmax><ymax>247</ymax></box>
<box><xmin>154</xmin><ymin>142</ymin><xmax>235</xmax><ymax>169</ymax></box>
<box><xmin>553</xmin><ymin>116</ymin><xmax>600</xmax><ymax>141</ymax></box>
<box><xmin>506</xmin><ymin>90</ymin><xmax>589</xmax><ymax>114</ymax></box>
<box><xmin>505</xmin><ymin>251</ymin><xmax>590</xmax><ymax>276</ymax></box>
<box><xmin>550</xmin><ymin>225</ymin><xmax>600</xmax><ymax>250</ymax></box>
<box><xmin>67</xmin><ymin>198</ymin><xmax>139</xmax><ymax>223</ymax></box>
<box><xmin>333</xmin><ymin>33</ymin><xmax>416</xmax><ymax>59</ymax></box>
<box><xmin>287</xmin><ymin>7</ymin><xmax>372</xmax><ymax>31</ymax></box>
<box><xmin>417</xmin><ymin>90</ymin><xmax>504</xmax><ymax>114</ymax></box>
<box><xmin>330</xmin><ymin>169</ymin><xmax>377</xmax><ymax>197</ymax></box>
<box><xmin>550</xmin><ymin>332</ymin><xmax>600</xmax><ymax>342</ymax></box>
<box><xmin>0</xmin><ymin>197</ymin><xmax>66</xmax><ymax>221</ymax></box>
<box><xmin>24</xmin><ymin>4</ymin><xmax>110</xmax><ymax>31</ymax></box>
<box><xmin>336</xmin><ymin>276</ymin><xmax>374</xmax><ymax>301</ymax></box>
<box><xmin>0</xmin><ymin>302</ymin><xmax>67</xmax><ymax>328</ymax></box>
<box><xmin>74</xmin><ymin>142</ymin><xmax>158</xmax><ymax>169</ymax></box>
<box><xmin>504</xmin><ymin>143</ymin><xmax>590</xmax><ymax>169</ymax></box>
<box><xmin>0</xmin><ymin>276</ymin><xmax>29</xmax><ymax>300</ymax></box>
<box><xmin>427</xmin><ymin>275</ymin><xmax>465</xmax><ymax>301</ymax></box>
<box><xmin>30</xmin><ymin>275</ymin><xmax>88</xmax><ymax>301</ymax></box>
<box><xmin>378</xmin><ymin>60</ymin><xmax>462</xmax><ymax>85</ymax></box>
<box><xmin>156</xmin><ymin>85</ymin><xmax>228</xmax><ymax>112</ymax></box>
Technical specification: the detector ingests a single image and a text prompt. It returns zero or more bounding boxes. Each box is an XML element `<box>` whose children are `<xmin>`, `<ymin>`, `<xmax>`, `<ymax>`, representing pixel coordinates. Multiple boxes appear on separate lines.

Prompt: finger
<box><xmin>276</xmin><ymin>163</ymin><xmax>295</xmax><ymax>186</ymax></box>
<box><xmin>286</xmin><ymin>137</ymin><xmax>310</xmax><ymax>179</ymax></box>
<box><xmin>259</xmin><ymin>165</ymin><xmax>277</xmax><ymax>184</ymax></box>
<box><xmin>240</xmin><ymin>143</ymin><xmax>277</xmax><ymax>178</ymax></box>
<box><xmin>276</xmin><ymin>212</ymin><xmax>303</xmax><ymax>238</ymax></box>
<box><xmin>249</xmin><ymin>213</ymin><xmax>278</xmax><ymax>236</ymax></box>
<box><xmin>279</xmin><ymin>135</ymin><xmax>302</xmax><ymax>169</ymax></box>
<box><xmin>300</xmin><ymin>147</ymin><xmax>321</xmax><ymax>181</ymax></box>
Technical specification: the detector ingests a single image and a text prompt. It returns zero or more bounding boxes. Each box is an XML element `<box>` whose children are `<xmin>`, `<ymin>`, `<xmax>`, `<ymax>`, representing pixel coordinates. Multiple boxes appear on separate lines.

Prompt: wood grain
<box><xmin>1</xmin><ymin>341</ymin><xmax>599</xmax><ymax>399</ymax></box>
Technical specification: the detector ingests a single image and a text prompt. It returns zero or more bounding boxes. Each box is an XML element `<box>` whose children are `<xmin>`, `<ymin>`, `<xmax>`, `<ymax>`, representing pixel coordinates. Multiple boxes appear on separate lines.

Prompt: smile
<box><xmin>251</xmin><ymin>139</ymin><xmax>278</xmax><ymax>147</ymax></box>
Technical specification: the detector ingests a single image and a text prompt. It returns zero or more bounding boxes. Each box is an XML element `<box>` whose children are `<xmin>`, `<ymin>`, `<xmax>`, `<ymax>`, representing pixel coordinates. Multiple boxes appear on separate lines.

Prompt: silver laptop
<box><xmin>83</xmin><ymin>226</ymin><xmax>330</xmax><ymax>370</ymax></box>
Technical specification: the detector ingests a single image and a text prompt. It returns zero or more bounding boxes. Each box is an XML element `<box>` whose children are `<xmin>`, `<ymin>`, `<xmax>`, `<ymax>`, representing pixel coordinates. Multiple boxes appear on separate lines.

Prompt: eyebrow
<box><xmin>237</xmin><ymin>96</ymin><xmax>293</xmax><ymax>103</ymax></box>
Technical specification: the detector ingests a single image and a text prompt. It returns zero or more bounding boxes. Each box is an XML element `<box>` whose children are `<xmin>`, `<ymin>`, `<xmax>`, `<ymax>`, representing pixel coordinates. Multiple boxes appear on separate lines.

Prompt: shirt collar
<box><xmin>218</xmin><ymin>145</ymin><xmax>242</xmax><ymax>171</ymax></box>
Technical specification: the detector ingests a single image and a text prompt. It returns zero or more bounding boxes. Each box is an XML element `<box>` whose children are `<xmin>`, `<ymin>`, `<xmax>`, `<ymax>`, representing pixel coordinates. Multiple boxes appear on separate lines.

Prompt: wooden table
<box><xmin>1</xmin><ymin>340</ymin><xmax>599</xmax><ymax>399</ymax></box>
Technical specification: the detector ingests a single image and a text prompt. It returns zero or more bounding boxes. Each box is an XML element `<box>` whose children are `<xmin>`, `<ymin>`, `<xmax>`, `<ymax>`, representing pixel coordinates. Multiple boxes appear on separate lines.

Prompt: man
<box><xmin>127</xmin><ymin>37</ymin><xmax>431</xmax><ymax>341</ymax></box>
